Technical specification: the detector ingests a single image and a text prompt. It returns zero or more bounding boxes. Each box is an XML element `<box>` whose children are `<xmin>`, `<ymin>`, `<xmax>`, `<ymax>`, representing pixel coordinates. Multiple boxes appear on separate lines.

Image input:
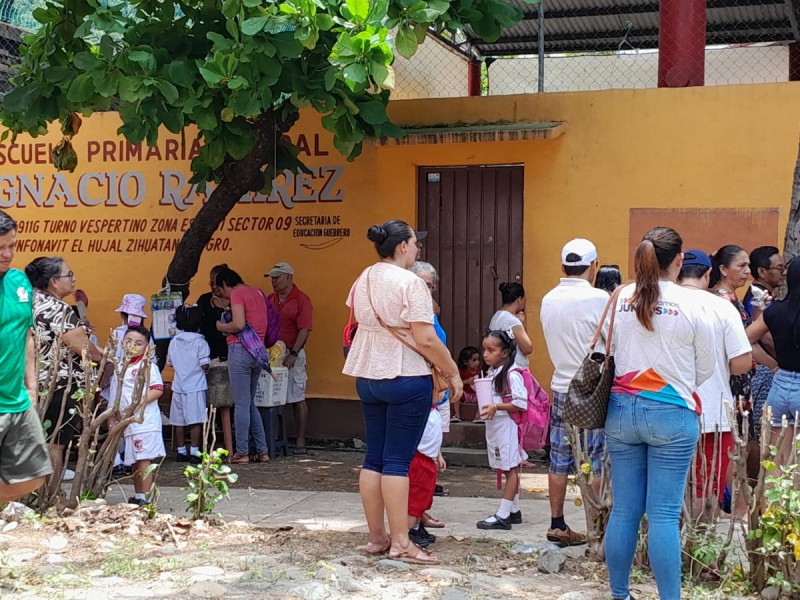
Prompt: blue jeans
<box><xmin>228</xmin><ymin>343</ymin><xmax>268</xmax><ymax>455</ymax></box>
<box><xmin>356</xmin><ymin>376</ymin><xmax>433</xmax><ymax>477</ymax></box>
<box><xmin>604</xmin><ymin>393</ymin><xmax>699</xmax><ymax>600</ymax></box>
<box><xmin>767</xmin><ymin>369</ymin><xmax>800</xmax><ymax>426</ymax></box>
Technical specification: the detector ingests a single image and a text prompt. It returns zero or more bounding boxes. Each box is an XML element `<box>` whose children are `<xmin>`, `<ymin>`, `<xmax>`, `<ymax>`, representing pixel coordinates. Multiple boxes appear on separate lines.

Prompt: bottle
<box><xmin>750</xmin><ymin>284</ymin><xmax>766</xmax><ymax>310</ymax></box>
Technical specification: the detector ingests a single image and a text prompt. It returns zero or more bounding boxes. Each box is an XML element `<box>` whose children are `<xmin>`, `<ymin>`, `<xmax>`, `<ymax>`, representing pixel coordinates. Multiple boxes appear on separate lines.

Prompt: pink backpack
<box><xmin>508</xmin><ymin>368</ymin><xmax>550</xmax><ymax>452</ymax></box>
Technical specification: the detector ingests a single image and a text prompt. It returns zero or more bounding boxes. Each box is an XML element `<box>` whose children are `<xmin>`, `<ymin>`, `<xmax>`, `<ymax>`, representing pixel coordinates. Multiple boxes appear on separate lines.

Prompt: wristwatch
<box><xmin>288</xmin><ymin>350</ymin><xmax>299</xmax><ymax>357</ymax></box>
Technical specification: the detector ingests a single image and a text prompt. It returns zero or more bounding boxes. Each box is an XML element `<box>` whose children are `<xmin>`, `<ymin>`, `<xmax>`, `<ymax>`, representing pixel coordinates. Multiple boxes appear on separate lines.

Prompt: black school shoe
<box><xmin>476</xmin><ymin>514</ymin><xmax>512</xmax><ymax>530</ymax></box>
<box><xmin>408</xmin><ymin>527</ymin><xmax>432</xmax><ymax>548</ymax></box>
<box><xmin>127</xmin><ymin>497</ymin><xmax>150</xmax><ymax>507</ymax></box>
<box><xmin>509</xmin><ymin>510</ymin><xmax>522</xmax><ymax>524</ymax></box>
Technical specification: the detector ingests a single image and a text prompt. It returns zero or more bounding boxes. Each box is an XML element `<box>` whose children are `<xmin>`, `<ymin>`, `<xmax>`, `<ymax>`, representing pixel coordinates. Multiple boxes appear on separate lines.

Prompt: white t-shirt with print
<box><xmin>167</xmin><ymin>332</ymin><xmax>211</xmax><ymax>393</ymax></box>
<box><xmin>488</xmin><ymin>310</ymin><xmax>530</xmax><ymax>369</ymax></box>
<box><xmin>540</xmin><ymin>278</ymin><xmax>610</xmax><ymax>393</ymax></box>
<box><xmin>688</xmin><ymin>289</ymin><xmax>752</xmax><ymax>433</ymax></box>
<box><xmin>417</xmin><ymin>409</ymin><xmax>444</xmax><ymax>459</ymax></box>
<box><xmin>121</xmin><ymin>360</ymin><xmax>164</xmax><ymax>436</ymax></box>
<box><xmin>612</xmin><ymin>281</ymin><xmax>715</xmax><ymax>413</ymax></box>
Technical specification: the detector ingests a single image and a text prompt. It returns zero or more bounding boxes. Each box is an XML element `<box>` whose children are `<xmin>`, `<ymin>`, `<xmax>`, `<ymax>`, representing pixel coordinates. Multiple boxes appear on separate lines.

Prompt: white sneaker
<box><xmin>63</xmin><ymin>469</ymin><xmax>75</xmax><ymax>482</ymax></box>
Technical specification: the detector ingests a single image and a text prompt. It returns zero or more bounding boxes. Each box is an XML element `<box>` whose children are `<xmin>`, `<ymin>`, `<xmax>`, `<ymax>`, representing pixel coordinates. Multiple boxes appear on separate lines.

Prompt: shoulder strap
<box><xmin>366</xmin><ymin>268</ymin><xmax>426</xmax><ymax>359</ymax></box>
<box><xmin>589</xmin><ymin>285</ymin><xmax>626</xmax><ymax>356</ymax></box>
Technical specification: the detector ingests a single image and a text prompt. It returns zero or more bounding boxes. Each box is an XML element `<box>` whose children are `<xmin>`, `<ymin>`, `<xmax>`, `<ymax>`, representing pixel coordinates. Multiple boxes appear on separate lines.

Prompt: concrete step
<box><xmin>443</xmin><ymin>420</ymin><xmax>487</xmax><ymax>449</ymax></box>
<box><xmin>441</xmin><ymin>446</ymin><xmax>489</xmax><ymax>468</ymax></box>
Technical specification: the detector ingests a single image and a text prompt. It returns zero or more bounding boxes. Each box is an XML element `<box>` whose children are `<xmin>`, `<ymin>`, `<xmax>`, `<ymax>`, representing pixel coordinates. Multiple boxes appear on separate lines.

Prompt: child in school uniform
<box><xmin>119</xmin><ymin>325</ymin><xmax>164</xmax><ymax>507</ymax></box>
<box><xmin>476</xmin><ymin>329</ymin><xmax>528</xmax><ymax>530</ymax></box>
<box><xmin>168</xmin><ymin>305</ymin><xmax>211</xmax><ymax>464</ymax></box>
<box><xmin>407</xmin><ymin>405</ymin><xmax>447</xmax><ymax>548</ymax></box>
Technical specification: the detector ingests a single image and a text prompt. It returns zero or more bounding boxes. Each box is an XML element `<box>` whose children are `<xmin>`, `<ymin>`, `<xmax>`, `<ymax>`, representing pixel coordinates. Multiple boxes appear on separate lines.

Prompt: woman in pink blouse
<box><xmin>343</xmin><ymin>220</ymin><xmax>462</xmax><ymax>565</ymax></box>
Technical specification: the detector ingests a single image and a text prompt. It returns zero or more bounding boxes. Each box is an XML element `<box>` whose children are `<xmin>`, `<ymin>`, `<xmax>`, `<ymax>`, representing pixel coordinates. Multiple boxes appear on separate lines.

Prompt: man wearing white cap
<box><xmin>539</xmin><ymin>238</ymin><xmax>609</xmax><ymax>547</ymax></box>
<box><xmin>267</xmin><ymin>262</ymin><xmax>313</xmax><ymax>455</ymax></box>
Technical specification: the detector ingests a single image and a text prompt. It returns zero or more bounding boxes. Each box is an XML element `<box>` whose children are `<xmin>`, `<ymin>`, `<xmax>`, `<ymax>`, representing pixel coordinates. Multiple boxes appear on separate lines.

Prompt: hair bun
<box><xmin>367</xmin><ymin>225</ymin><xmax>389</xmax><ymax>244</ymax></box>
<box><xmin>498</xmin><ymin>282</ymin><xmax>509</xmax><ymax>293</ymax></box>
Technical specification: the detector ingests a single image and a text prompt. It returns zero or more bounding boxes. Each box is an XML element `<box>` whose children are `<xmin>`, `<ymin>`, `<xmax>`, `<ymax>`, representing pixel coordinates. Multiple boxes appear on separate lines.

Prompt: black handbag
<box><xmin>564</xmin><ymin>286</ymin><xmax>624</xmax><ymax>429</ymax></box>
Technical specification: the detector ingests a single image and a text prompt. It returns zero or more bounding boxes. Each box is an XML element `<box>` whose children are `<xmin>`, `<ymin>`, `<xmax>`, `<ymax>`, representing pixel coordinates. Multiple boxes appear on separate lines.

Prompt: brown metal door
<box><xmin>417</xmin><ymin>165</ymin><xmax>524</xmax><ymax>355</ymax></box>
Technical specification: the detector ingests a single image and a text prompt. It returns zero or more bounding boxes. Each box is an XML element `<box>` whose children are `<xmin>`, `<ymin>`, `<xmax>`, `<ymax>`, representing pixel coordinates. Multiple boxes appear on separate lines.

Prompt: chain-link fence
<box><xmin>0</xmin><ymin>0</ymin><xmax>796</xmax><ymax>100</ymax></box>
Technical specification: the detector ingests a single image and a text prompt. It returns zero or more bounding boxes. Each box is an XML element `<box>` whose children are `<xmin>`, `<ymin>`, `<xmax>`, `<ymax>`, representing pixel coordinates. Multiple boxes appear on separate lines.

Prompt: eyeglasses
<box><xmin>767</xmin><ymin>266</ymin><xmax>787</xmax><ymax>272</ymax></box>
<box><xmin>54</xmin><ymin>272</ymin><xmax>75</xmax><ymax>281</ymax></box>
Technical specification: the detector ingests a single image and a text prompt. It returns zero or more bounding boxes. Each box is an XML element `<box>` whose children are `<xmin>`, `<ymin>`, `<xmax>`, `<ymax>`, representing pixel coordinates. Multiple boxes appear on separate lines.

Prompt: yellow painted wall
<box><xmin>5</xmin><ymin>82</ymin><xmax>800</xmax><ymax>399</ymax></box>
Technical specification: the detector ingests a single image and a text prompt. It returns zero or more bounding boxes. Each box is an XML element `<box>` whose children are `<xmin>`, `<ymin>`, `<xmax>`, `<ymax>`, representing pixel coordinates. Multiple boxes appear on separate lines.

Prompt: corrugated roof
<box><xmin>461</xmin><ymin>0</ymin><xmax>799</xmax><ymax>56</ymax></box>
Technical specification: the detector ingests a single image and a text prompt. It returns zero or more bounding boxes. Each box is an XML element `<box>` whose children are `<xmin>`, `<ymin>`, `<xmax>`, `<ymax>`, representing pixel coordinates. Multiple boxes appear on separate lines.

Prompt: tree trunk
<box><xmin>164</xmin><ymin>109</ymin><xmax>300</xmax><ymax>298</ymax></box>
<box><xmin>784</xmin><ymin>134</ymin><xmax>800</xmax><ymax>263</ymax></box>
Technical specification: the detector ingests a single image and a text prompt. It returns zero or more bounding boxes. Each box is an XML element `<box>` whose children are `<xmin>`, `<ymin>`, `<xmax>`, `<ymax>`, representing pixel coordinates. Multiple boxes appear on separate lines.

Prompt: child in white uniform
<box><xmin>477</xmin><ymin>330</ymin><xmax>528</xmax><ymax>530</ymax></box>
<box><xmin>119</xmin><ymin>326</ymin><xmax>164</xmax><ymax>506</ymax></box>
<box><xmin>167</xmin><ymin>306</ymin><xmax>210</xmax><ymax>464</ymax></box>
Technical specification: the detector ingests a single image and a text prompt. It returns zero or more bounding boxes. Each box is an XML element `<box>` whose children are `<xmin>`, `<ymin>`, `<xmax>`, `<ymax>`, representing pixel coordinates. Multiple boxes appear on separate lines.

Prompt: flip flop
<box><xmin>389</xmin><ymin>544</ymin><xmax>439</xmax><ymax>565</ymax></box>
<box><xmin>421</xmin><ymin>512</ymin><xmax>445</xmax><ymax>528</ymax></box>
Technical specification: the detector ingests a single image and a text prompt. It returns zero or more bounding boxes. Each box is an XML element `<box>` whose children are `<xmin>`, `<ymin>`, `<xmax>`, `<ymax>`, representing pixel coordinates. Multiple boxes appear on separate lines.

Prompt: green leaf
<box><xmin>342</xmin><ymin>63</ymin><xmax>367</xmax><ymax>84</ymax></box>
<box><xmin>395</xmin><ymin>26</ymin><xmax>418</xmax><ymax>59</ymax></box>
<box><xmin>356</xmin><ymin>100</ymin><xmax>387</xmax><ymax>124</ymax></box>
<box><xmin>222</xmin><ymin>0</ymin><xmax>242</xmax><ymax>19</ymax></box>
<box><xmin>128</xmin><ymin>50</ymin><xmax>157</xmax><ymax>74</ymax></box>
<box><xmin>73</xmin><ymin>51</ymin><xmax>99</xmax><ymax>72</ymax></box>
<box><xmin>242</xmin><ymin>16</ymin><xmax>270</xmax><ymax>35</ymax></box>
<box><xmin>2</xmin><ymin>83</ymin><xmax>45</xmax><ymax>113</ymax></box>
<box><xmin>193</xmin><ymin>106</ymin><xmax>219</xmax><ymax>131</ymax></box>
<box><xmin>168</xmin><ymin>61</ymin><xmax>196</xmax><ymax>89</ymax></box>
<box><xmin>157</xmin><ymin>80</ymin><xmax>180</xmax><ymax>103</ymax></box>
<box><xmin>227</xmin><ymin>76</ymin><xmax>249</xmax><ymax>90</ymax></box>
<box><xmin>316</xmin><ymin>13</ymin><xmax>334</xmax><ymax>30</ymax></box>
<box><xmin>220</xmin><ymin>107</ymin><xmax>235</xmax><ymax>122</ymax></box>
<box><xmin>323</xmin><ymin>67</ymin><xmax>337</xmax><ymax>91</ymax></box>
<box><xmin>345</xmin><ymin>0</ymin><xmax>369</xmax><ymax>23</ymax></box>
<box><xmin>198</xmin><ymin>65</ymin><xmax>225</xmax><ymax>86</ymax></box>
<box><xmin>66</xmin><ymin>73</ymin><xmax>97</xmax><ymax>103</ymax></box>
<box><xmin>243</xmin><ymin>0</ymin><xmax>263</xmax><ymax>6</ymax></box>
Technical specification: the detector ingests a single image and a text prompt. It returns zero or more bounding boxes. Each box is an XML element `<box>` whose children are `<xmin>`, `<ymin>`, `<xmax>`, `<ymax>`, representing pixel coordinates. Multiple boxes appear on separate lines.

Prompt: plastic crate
<box><xmin>253</xmin><ymin>367</ymin><xmax>289</xmax><ymax>407</ymax></box>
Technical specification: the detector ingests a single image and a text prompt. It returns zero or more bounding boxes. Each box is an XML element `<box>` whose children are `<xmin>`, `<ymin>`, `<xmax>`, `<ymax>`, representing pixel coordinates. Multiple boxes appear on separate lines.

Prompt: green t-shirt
<box><xmin>0</xmin><ymin>268</ymin><xmax>33</xmax><ymax>413</ymax></box>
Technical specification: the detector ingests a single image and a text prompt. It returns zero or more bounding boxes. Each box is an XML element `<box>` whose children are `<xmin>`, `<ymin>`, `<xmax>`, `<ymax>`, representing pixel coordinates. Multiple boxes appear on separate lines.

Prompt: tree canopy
<box><xmin>1</xmin><ymin>0</ymin><xmax>530</xmax><ymax>290</ymax></box>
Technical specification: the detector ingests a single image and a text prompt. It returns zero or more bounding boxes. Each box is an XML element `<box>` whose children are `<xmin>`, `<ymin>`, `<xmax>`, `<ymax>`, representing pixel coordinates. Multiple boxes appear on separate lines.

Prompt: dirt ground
<box><xmin>150</xmin><ymin>448</ymin><xmax>552</xmax><ymax>499</ymax></box>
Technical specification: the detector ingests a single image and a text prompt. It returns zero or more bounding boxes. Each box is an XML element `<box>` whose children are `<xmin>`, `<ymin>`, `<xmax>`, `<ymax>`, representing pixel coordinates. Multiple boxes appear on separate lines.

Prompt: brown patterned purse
<box><xmin>564</xmin><ymin>286</ymin><xmax>624</xmax><ymax>429</ymax></box>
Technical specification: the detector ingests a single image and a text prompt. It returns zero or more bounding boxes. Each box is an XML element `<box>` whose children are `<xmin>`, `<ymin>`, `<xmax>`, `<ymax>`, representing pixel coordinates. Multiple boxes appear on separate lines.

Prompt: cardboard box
<box><xmin>253</xmin><ymin>366</ymin><xmax>289</xmax><ymax>407</ymax></box>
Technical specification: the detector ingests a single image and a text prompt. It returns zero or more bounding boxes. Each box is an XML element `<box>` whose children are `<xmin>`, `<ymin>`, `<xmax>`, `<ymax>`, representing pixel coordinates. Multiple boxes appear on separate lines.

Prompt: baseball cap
<box><xmin>265</xmin><ymin>262</ymin><xmax>295</xmax><ymax>277</ymax></box>
<box><xmin>561</xmin><ymin>238</ymin><xmax>598</xmax><ymax>266</ymax></box>
<box><xmin>683</xmin><ymin>249</ymin><xmax>712</xmax><ymax>269</ymax></box>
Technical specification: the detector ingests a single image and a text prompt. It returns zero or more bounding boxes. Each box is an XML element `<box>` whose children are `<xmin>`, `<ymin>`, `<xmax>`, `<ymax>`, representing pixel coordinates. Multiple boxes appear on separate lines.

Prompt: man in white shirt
<box><xmin>540</xmin><ymin>239</ymin><xmax>609</xmax><ymax>547</ymax></box>
<box><xmin>678</xmin><ymin>249</ymin><xmax>752</xmax><ymax>519</ymax></box>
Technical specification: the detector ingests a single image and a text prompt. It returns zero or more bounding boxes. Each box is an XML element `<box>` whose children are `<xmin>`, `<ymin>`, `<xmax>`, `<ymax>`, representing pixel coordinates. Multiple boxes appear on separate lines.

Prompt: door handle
<box><xmin>490</xmin><ymin>266</ymin><xmax>498</xmax><ymax>280</ymax></box>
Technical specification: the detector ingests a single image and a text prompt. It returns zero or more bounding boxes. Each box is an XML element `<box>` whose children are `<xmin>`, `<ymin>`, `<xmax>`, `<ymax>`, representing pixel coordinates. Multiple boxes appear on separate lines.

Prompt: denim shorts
<box><xmin>767</xmin><ymin>369</ymin><xmax>800</xmax><ymax>426</ymax></box>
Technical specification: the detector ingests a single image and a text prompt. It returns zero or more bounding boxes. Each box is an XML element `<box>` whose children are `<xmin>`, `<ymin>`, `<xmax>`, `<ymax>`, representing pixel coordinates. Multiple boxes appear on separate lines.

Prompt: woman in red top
<box><xmin>215</xmin><ymin>267</ymin><xmax>270</xmax><ymax>464</ymax></box>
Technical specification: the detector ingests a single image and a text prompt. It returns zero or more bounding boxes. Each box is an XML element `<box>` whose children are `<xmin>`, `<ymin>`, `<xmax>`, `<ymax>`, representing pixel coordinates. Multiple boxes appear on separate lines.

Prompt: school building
<box><xmin>3</xmin><ymin>0</ymin><xmax>800</xmax><ymax>439</ymax></box>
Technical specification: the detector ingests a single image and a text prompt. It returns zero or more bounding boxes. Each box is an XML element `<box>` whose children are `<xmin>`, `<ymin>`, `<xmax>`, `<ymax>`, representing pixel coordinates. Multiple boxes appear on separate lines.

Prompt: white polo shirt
<box><xmin>167</xmin><ymin>332</ymin><xmax>211</xmax><ymax>393</ymax></box>
<box><xmin>540</xmin><ymin>278</ymin><xmax>610</xmax><ymax>393</ymax></box>
<box><xmin>687</xmin><ymin>289</ymin><xmax>751</xmax><ymax>433</ymax></box>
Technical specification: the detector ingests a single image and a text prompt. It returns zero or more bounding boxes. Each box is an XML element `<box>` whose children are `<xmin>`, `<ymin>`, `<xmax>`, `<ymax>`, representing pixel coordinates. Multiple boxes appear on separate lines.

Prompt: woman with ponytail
<box><xmin>343</xmin><ymin>219</ymin><xmax>462</xmax><ymax>565</ymax></box>
<box><xmin>604</xmin><ymin>227</ymin><xmax>715</xmax><ymax>600</ymax></box>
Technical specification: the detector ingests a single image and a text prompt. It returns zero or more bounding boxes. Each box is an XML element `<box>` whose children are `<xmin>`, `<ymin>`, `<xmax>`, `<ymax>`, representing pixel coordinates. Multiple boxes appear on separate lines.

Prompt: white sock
<box><xmin>497</xmin><ymin>498</ymin><xmax>513</xmax><ymax>519</ymax></box>
<box><xmin>511</xmin><ymin>493</ymin><xmax>520</xmax><ymax>513</ymax></box>
<box><xmin>190</xmin><ymin>447</ymin><xmax>200</xmax><ymax>456</ymax></box>
<box><xmin>177</xmin><ymin>447</ymin><xmax>188</xmax><ymax>455</ymax></box>
<box><xmin>134</xmin><ymin>492</ymin><xmax>146</xmax><ymax>501</ymax></box>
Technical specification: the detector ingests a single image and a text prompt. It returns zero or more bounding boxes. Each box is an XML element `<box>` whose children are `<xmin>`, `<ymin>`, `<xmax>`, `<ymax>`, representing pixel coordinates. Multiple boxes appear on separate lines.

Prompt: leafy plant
<box><xmin>183</xmin><ymin>448</ymin><xmax>238</xmax><ymax>520</ymax></box>
<box><xmin>748</xmin><ymin>451</ymin><xmax>800</xmax><ymax>594</ymax></box>
<box><xmin>1</xmin><ymin>0</ymin><xmax>534</xmax><ymax>296</ymax></box>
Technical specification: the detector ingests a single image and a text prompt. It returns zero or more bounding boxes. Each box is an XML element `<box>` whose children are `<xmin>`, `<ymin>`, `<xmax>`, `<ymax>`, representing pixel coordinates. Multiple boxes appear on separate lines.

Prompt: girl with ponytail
<box><xmin>603</xmin><ymin>227</ymin><xmax>715</xmax><ymax>600</ymax></box>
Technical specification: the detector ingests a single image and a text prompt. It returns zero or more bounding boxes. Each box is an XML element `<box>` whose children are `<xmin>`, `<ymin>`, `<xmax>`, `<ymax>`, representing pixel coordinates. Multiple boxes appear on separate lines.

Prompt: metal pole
<box><xmin>537</xmin><ymin>0</ymin><xmax>545</xmax><ymax>92</ymax></box>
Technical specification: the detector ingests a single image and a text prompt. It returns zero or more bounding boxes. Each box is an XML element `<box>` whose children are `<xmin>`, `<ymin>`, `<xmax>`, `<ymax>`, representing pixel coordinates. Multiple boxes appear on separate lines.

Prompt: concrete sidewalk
<box><xmin>105</xmin><ymin>486</ymin><xmax>586</xmax><ymax>542</ymax></box>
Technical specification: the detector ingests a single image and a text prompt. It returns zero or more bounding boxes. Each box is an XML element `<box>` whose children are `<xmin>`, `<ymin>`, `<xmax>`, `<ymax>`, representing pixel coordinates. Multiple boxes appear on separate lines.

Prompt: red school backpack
<box><xmin>508</xmin><ymin>368</ymin><xmax>550</xmax><ymax>452</ymax></box>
